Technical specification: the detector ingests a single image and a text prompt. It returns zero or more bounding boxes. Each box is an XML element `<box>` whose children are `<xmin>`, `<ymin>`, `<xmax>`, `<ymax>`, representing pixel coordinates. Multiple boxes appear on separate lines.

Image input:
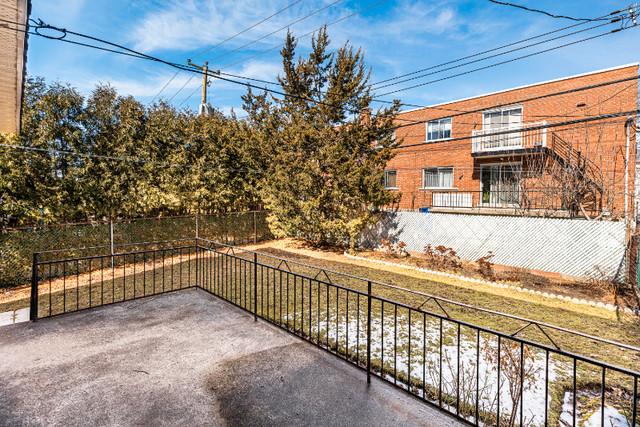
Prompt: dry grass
<box><xmin>241</xmin><ymin>239</ymin><xmax>640</xmax><ymax>371</ymax></box>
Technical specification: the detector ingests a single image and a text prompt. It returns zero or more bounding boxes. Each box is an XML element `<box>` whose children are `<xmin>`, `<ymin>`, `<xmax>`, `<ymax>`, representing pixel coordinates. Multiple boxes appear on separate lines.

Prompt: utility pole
<box><xmin>187</xmin><ymin>60</ymin><xmax>219</xmax><ymax>116</ymax></box>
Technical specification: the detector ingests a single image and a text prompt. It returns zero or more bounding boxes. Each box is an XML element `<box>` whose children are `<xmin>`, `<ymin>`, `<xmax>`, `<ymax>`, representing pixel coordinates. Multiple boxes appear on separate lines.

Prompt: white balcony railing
<box><xmin>472</xmin><ymin>121</ymin><xmax>547</xmax><ymax>153</ymax></box>
<box><xmin>432</xmin><ymin>192</ymin><xmax>474</xmax><ymax>208</ymax></box>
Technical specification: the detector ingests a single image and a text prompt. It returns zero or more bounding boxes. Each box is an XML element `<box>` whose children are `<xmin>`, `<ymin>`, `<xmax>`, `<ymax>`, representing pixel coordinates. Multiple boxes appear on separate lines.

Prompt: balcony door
<box><xmin>483</xmin><ymin>107</ymin><xmax>523</xmax><ymax>149</ymax></box>
<box><xmin>480</xmin><ymin>163</ymin><xmax>521</xmax><ymax>206</ymax></box>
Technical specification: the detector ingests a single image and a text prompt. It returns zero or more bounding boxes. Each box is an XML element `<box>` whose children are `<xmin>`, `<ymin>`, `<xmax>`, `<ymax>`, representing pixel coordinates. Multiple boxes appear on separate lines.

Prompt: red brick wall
<box><xmin>386</xmin><ymin>64</ymin><xmax>639</xmax><ymax>218</ymax></box>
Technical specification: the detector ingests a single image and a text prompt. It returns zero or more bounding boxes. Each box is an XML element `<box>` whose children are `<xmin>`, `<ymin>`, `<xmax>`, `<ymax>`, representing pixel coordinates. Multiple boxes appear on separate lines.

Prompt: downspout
<box><xmin>624</xmin><ymin>116</ymin><xmax>637</xmax><ymax>292</ymax></box>
<box><xmin>625</xmin><ymin>116</ymin><xmax>634</xmax><ymax>223</ymax></box>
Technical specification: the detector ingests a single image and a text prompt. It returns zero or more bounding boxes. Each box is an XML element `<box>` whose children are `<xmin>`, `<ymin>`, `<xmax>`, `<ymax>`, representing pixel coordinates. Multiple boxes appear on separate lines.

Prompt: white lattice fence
<box><xmin>360</xmin><ymin>212</ymin><xmax>628</xmax><ymax>280</ymax></box>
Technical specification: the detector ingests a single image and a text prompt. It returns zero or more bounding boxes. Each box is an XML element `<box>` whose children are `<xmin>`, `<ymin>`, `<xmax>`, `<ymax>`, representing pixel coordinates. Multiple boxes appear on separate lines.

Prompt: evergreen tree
<box><xmin>244</xmin><ymin>28</ymin><xmax>400</xmax><ymax>247</ymax></box>
<box><xmin>1</xmin><ymin>77</ymin><xmax>261</xmax><ymax>227</ymax></box>
<box><xmin>0</xmin><ymin>77</ymin><xmax>85</xmax><ymax>225</ymax></box>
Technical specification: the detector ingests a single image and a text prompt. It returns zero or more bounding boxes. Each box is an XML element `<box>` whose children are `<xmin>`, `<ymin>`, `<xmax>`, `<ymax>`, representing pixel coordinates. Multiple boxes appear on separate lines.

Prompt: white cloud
<box><xmin>130</xmin><ymin>0</ymin><xmax>345</xmax><ymax>54</ymax></box>
<box><xmin>68</xmin><ymin>70</ymin><xmax>200</xmax><ymax>100</ymax></box>
<box><xmin>72</xmin><ymin>58</ymin><xmax>283</xmax><ymax>105</ymax></box>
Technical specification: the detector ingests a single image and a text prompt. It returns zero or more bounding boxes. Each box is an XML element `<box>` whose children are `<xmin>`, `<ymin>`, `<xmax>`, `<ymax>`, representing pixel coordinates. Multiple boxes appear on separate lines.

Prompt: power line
<box><xmin>0</xmin><ymin>143</ymin><xmax>264</xmax><ymax>173</ymax></box>
<box><xmin>15</xmin><ymin>19</ymin><xmax>381</xmax><ymax>117</ymax></box>
<box><xmin>17</xmin><ymin>18</ymin><xmax>639</xmax><ymax>134</ymax></box>
<box><xmin>219</xmin><ymin>3</ymin><xmax>630</xmax><ymax>89</ymax></box>
<box><xmin>372</xmin><ymin>19</ymin><xmax>615</xmax><ymax>90</ymax></box>
<box><xmin>168</xmin><ymin>74</ymin><xmax>197</xmax><ymax>103</ymax></box>
<box><xmin>215</xmin><ymin>6</ymin><xmax>635</xmax><ymax>107</ymax></box>
<box><xmin>174</xmin><ymin>0</ymin><xmax>408</xmax><ymax>112</ymax></box>
<box><xmin>389</xmin><ymin>117</ymin><xmax>635</xmax><ymax>154</ymax></box>
<box><xmin>217</xmin><ymin>0</ymin><xmax>389</xmax><ymax>70</ymax></box>
<box><xmin>367</xmin><ymin>74</ymin><xmax>640</xmax><ymax>128</ymax></box>
<box><xmin>6</xmin><ymin>9</ymin><xmax>633</xmax><ymax>118</ymax></box>
<box><xmin>392</xmin><ymin>109</ymin><xmax>640</xmax><ymax>150</ymax></box>
<box><xmin>16</xmin><ymin>20</ymin><xmax>366</xmax><ymax>117</ymax></box>
<box><xmin>206</xmin><ymin>0</ymin><xmax>346</xmax><ymax>64</ymax></box>
<box><xmin>190</xmin><ymin>0</ymin><xmax>305</xmax><ymax>60</ymax></box>
<box><xmin>383</xmin><ymin>75</ymin><xmax>640</xmax><ymax>133</ymax></box>
<box><xmin>376</xmin><ymin>25</ymin><xmax>638</xmax><ymax>98</ymax></box>
<box><xmin>369</xmin><ymin>4</ymin><xmax>637</xmax><ymax>97</ymax></box>
<box><xmin>178</xmin><ymin>85</ymin><xmax>202</xmax><ymax>108</ymax></box>
<box><xmin>487</xmin><ymin>0</ymin><xmax>620</xmax><ymax>21</ymax></box>
<box><xmin>10</xmin><ymin>20</ymin><xmax>638</xmax><ymax>178</ymax></box>
<box><xmin>167</xmin><ymin>65</ymin><xmax>278</xmax><ymax>103</ymax></box>
<box><xmin>371</xmin><ymin>18</ymin><xmax>593</xmax><ymax>87</ymax></box>
<box><xmin>171</xmin><ymin>0</ymin><xmax>349</xmax><ymax>105</ymax></box>
<box><xmin>150</xmin><ymin>70</ymin><xmax>180</xmax><ymax>104</ymax></box>
<box><xmin>527</xmin><ymin>80</ymin><xmax>639</xmax><ymax>120</ymax></box>
<box><xmin>154</xmin><ymin>0</ymin><xmax>306</xmax><ymax>103</ymax></box>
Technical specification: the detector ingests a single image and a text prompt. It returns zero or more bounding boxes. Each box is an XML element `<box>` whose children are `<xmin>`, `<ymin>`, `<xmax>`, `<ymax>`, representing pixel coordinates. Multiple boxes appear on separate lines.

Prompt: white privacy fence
<box><xmin>360</xmin><ymin>211</ymin><xmax>629</xmax><ymax>280</ymax></box>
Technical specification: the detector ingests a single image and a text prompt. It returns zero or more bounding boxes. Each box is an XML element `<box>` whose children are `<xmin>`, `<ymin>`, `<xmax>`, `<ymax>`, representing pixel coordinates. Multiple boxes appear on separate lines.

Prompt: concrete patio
<box><xmin>0</xmin><ymin>288</ymin><xmax>462</xmax><ymax>426</ymax></box>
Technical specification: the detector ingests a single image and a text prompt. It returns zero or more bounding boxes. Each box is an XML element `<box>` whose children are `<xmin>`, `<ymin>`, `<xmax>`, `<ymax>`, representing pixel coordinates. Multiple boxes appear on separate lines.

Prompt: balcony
<box><xmin>471</xmin><ymin>121</ymin><xmax>547</xmax><ymax>157</ymax></box>
<box><xmin>432</xmin><ymin>190</ymin><xmax>522</xmax><ymax>210</ymax></box>
<box><xmin>428</xmin><ymin>188</ymin><xmax>591</xmax><ymax>218</ymax></box>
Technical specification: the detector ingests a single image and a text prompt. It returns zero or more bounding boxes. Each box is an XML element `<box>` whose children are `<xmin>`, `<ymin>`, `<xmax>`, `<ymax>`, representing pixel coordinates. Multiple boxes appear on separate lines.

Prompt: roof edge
<box><xmin>398</xmin><ymin>62</ymin><xmax>640</xmax><ymax>115</ymax></box>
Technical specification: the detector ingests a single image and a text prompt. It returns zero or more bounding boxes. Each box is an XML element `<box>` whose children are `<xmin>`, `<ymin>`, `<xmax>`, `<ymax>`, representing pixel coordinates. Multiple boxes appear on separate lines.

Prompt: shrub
<box><xmin>476</xmin><ymin>252</ymin><xmax>496</xmax><ymax>281</ymax></box>
<box><xmin>379</xmin><ymin>238</ymin><xmax>408</xmax><ymax>258</ymax></box>
<box><xmin>422</xmin><ymin>244</ymin><xmax>461</xmax><ymax>271</ymax></box>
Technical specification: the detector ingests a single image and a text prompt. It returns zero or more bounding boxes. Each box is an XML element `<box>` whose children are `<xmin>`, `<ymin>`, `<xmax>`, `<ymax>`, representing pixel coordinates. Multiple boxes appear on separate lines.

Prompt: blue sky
<box><xmin>26</xmin><ymin>0</ymin><xmax>639</xmax><ymax>117</ymax></box>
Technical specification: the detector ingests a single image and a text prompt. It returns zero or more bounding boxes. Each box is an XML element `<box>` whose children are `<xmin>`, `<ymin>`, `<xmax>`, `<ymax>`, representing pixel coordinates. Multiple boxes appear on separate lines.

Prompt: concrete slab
<box><xmin>0</xmin><ymin>288</ymin><xmax>463</xmax><ymax>426</ymax></box>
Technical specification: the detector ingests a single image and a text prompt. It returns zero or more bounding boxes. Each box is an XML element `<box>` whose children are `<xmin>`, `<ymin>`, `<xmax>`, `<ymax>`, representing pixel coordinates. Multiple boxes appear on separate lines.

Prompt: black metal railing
<box><xmin>29</xmin><ymin>244</ymin><xmax>198</xmax><ymax>320</ymax></box>
<box><xmin>192</xmin><ymin>242</ymin><xmax>639</xmax><ymax>426</ymax></box>
<box><xmin>29</xmin><ymin>241</ymin><xmax>640</xmax><ymax>426</ymax></box>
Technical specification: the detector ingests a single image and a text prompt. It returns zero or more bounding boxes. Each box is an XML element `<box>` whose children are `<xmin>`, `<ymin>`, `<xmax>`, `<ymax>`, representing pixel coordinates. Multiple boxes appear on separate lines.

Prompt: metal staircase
<box><xmin>546</xmin><ymin>132</ymin><xmax>604</xmax><ymax>217</ymax></box>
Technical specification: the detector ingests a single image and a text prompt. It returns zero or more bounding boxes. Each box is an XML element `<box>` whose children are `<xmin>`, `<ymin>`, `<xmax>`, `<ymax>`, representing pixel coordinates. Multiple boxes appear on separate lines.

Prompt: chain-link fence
<box><xmin>359</xmin><ymin>211</ymin><xmax>632</xmax><ymax>282</ymax></box>
<box><xmin>0</xmin><ymin>211</ymin><xmax>272</xmax><ymax>288</ymax></box>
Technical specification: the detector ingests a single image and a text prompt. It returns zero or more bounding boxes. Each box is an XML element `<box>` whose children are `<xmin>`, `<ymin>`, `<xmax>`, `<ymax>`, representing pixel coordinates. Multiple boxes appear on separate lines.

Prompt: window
<box><xmin>482</xmin><ymin>107</ymin><xmax>522</xmax><ymax>130</ymax></box>
<box><xmin>426</xmin><ymin>117</ymin><xmax>452</xmax><ymax>141</ymax></box>
<box><xmin>423</xmin><ymin>167</ymin><xmax>454</xmax><ymax>188</ymax></box>
<box><xmin>482</xmin><ymin>107</ymin><xmax>523</xmax><ymax>148</ymax></box>
<box><xmin>384</xmin><ymin>170</ymin><xmax>397</xmax><ymax>188</ymax></box>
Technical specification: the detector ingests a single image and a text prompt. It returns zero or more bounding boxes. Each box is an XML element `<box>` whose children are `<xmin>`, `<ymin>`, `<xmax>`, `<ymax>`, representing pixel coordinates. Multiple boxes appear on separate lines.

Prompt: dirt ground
<box><xmin>3</xmin><ymin>238</ymin><xmax>637</xmax><ymax>311</ymax></box>
<box><xmin>360</xmin><ymin>250</ymin><xmax>640</xmax><ymax>310</ymax></box>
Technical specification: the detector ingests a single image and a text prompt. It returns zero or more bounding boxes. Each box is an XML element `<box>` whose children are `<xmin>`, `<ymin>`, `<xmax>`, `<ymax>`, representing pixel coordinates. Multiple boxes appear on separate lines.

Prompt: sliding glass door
<box><xmin>480</xmin><ymin>164</ymin><xmax>521</xmax><ymax>206</ymax></box>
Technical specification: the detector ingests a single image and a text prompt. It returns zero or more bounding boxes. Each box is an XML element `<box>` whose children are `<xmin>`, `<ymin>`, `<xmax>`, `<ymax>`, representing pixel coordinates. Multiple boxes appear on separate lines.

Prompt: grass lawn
<box><xmin>240</xmin><ymin>239</ymin><xmax>640</xmax><ymax>370</ymax></box>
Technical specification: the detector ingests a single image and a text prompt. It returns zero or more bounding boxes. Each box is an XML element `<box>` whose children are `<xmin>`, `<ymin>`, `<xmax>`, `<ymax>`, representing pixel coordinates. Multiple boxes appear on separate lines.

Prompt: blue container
<box><xmin>419</xmin><ymin>206</ymin><xmax>430</xmax><ymax>213</ymax></box>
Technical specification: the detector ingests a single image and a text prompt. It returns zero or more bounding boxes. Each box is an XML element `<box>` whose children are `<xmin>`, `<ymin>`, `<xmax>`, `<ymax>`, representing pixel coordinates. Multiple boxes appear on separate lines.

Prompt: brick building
<box><xmin>385</xmin><ymin>63</ymin><xmax>639</xmax><ymax>221</ymax></box>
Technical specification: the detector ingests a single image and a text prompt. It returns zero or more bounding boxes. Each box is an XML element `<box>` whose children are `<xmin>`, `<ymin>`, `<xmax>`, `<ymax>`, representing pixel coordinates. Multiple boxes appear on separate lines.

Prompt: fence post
<box><xmin>195</xmin><ymin>246</ymin><xmax>199</xmax><ymax>288</ymax></box>
<box><xmin>195</xmin><ymin>214</ymin><xmax>200</xmax><ymax>288</ymax></box>
<box><xmin>253</xmin><ymin>211</ymin><xmax>257</xmax><ymax>244</ymax></box>
<box><xmin>110</xmin><ymin>220</ymin><xmax>114</xmax><ymax>267</ymax></box>
<box><xmin>29</xmin><ymin>253</ymin><xmax>39</xmax><ymax>321</ymax></box>
<box><xmin>254</xmin><ymin>252</ymin><xmax>258</xmax><ymax>322</ymax></box>
<box><xmin>195</xmin><ymin>213</ymin><xmax>199</xmax><ymax>245</ymax></box>
<box><xmin>367</xmin><ymin>280</ymin><xmax>372</xmax><ymax>384</ymax></box>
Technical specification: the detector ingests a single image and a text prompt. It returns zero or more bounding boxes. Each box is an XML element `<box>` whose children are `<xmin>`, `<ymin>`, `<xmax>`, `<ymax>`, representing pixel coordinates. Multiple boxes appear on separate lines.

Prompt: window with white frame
<box><xmin>384</xmin><ymin>170</ymin><xmax>397</xmax><ymax>188</ymax></box>
<box><xmin>426</xmin><ymin>117</ymin><xmax>452</xmax><ymax>141</ymax></box>
<box><xmin>423</xmin><ymin>167</ymin><xmax>454</xmax><ymax>188</ymax></box>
